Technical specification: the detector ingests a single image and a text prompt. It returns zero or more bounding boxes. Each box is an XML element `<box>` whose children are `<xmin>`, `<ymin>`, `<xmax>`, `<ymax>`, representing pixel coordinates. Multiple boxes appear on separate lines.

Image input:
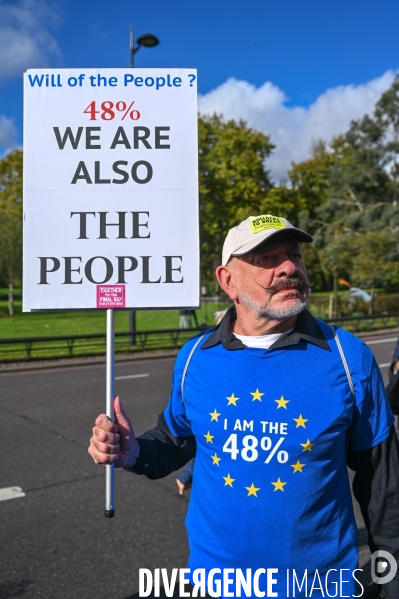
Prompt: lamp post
<box><xmin>128</xmin><ymin>22</ymin><xmax>160</xmax><ymax>345</ymax></box>
<box><xmin>130</xmin><ymin>22</ymin><xmax>159</xmax><ymax>68</ymax></box>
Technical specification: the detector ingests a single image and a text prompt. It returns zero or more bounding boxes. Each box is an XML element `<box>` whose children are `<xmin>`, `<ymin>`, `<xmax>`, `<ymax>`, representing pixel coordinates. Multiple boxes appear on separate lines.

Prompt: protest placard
<box><xmin>23</xmin><ymin>68</ymin><xmax>199</xmax><ymax>310</ymax></box>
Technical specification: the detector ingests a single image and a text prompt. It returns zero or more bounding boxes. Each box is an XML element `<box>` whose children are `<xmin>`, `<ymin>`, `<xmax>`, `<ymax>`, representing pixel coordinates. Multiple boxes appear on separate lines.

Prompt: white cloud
<box><xmin>198</xmin><ymin>71</ymin><xmax>397</xmax><ymax>182</ymax></box>
<box><xmin>0</xmin><ymin>115</ymin><xmax>18</xmax><ymax>151</ymax></box>
<box><xmin>0</xmin><ymin>0</ymin><xmax>61</xmax><ymax>83</ymax></box>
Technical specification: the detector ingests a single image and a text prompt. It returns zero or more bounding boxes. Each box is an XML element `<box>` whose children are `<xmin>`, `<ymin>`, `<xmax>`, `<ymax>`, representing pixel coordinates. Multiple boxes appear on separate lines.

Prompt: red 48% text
<box><xmin>83</xmin><ymin>100</ymin><xmax>140</xmax><ymax>121</ymax></box>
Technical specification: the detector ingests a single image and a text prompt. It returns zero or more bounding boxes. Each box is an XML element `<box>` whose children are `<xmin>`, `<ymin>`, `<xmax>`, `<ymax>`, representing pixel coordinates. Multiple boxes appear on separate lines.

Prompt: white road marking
<box><xmin>366</xmin><ymin>338</ymin><xmax>397</xmax><ymax>345</ymax></box>
<box><xmin>0</xmin><ymin>486</ymin><xmax>25</xmax><ymax>502</ymax></box>
<box><xmin>115</xmin><ymin>373</ymin><xmax>149</xmax><ymax>381</ymax></box>
<box><xmin>362</xmin><ymin>338</ymin><xmax>397</xmax><ymax>368</ymax></box>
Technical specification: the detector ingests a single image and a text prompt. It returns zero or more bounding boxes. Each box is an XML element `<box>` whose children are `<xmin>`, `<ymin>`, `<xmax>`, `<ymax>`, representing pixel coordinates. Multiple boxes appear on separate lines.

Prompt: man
<box><xmin>89</xmin><ymin>214</ymin><xmax>399</xmax><ymax>598</ymax></box>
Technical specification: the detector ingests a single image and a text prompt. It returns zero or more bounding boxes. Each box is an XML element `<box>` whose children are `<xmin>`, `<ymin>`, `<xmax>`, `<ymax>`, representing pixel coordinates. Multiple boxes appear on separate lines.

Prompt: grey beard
<box><xmin>239</xmin><ymin>289</ymin><xmax>308</xmax><ymax>320</ymax></box>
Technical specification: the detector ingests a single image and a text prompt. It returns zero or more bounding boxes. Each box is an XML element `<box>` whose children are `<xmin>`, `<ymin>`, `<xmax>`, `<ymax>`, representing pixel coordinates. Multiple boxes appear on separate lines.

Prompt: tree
<box><xmin>296</xmin><ymin>125</ymin><xmax>396</xmax><ymax>291</ymax></box>
<box><xmin>252</xmin><ymin>75</ymin><xmax>399</xmax><ymax>295</ymax></box>
<box><xmin>258</xmin><ymin>186</ymin><xmax>303</xmax><ymax>224</ymax></box>
<box><xmin>374</xmin><ymin>74</ymin><xmax>399</xmax><ymax>205</ymax></box>
<box><xmin>351</xmin><ymin>231</ymin><xmax>399</xmax><ymax>311</ymax></box>
<box><xmin>0</xmin><ymin>150</ymin><xmax>23</xmax><ymax>315</ymax></box>
<box><xmin>198</xmin><ymin>114</ymin><xmax>274</xmax><ymax>289</ymax></box>
<box><xmin>291</xmin><ymin>138</ymin><xmax>354</xmax><ymax>292</ymax></box>
<box><xmin>317</xmin><ymin>227</ymin><xmax>354</xmax><ymax>316</ymax></box>
<box><xmin>339</xmin><ymin>116</ymin><xmax>391</xmax><ymax>231</ymax></box>
<box><xmin>289</xmin><ymin>140</ymin><xmax>335</xmax><ymax>217</ymax></box>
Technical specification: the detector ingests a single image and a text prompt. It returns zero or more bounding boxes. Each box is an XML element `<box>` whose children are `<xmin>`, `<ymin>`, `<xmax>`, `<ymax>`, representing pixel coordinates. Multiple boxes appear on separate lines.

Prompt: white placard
<box><xmin>23</xmin><ymin>68</ymin><xmax>199</xmax><ymax>310</ymax></box>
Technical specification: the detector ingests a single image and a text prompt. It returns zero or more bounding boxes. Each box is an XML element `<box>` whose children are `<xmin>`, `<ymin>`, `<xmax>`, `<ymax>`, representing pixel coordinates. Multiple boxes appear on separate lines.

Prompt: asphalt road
<box><xmin>0</xmin><ymin>330</ymin><xmax>398</xmax><ymax>599</ymax></box>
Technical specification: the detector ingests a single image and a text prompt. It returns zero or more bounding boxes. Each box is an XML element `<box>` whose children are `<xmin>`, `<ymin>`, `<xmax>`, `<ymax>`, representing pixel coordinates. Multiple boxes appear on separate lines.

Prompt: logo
<box><xmin>371</xmin><ymin>550</ymin><xmax>397</xmax><ymax>585</ymax></box>
<box><xmin>249</xmin><ymin>215</ymin><xmax>286</xmax><ymax>234</ymax></box>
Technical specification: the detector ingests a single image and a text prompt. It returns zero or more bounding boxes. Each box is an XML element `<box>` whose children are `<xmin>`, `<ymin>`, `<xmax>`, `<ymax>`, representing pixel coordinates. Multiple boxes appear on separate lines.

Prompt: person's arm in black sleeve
<box><xmin>349</xmin><ymin>426</ymin><xmax>399</xmax><ymax>599</ymax></box>
<box><xmin>124</xmin><ymin>411</ymin><xmax>196</xmax><ymax>480</ymax></box>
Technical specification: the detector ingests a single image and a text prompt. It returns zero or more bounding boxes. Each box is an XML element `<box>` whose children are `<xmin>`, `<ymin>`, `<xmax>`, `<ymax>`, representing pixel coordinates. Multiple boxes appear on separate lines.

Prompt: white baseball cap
<box><xmin>222</xmin><ymin>214</ymin><xmax>313</xmax><ymax>266</ymax></box>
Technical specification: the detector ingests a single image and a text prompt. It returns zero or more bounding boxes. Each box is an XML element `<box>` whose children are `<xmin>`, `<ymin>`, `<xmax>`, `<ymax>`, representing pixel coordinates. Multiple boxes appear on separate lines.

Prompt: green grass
<box><xmin>0</xmin><ymin>298</ymin><xmax>231</xmax><ymax>339</ymax></box>
<box><xmin>1</xmin><ymin>287</ymin><xmax>399</xmax><ymax>362</ymax></box>
<box><xmin>0</xmin><ymin>288</ymin><xmax>398</xmax><ymax>340</ymax></box>
<box><xmin>0</xmin><ymin>297</ymin><xmax>232</xmax><ymax>362</ymax></box>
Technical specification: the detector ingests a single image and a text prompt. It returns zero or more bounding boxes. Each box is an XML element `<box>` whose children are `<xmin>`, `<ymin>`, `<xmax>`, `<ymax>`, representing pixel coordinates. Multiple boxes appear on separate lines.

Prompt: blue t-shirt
<box><xmin>163</xmin><ymin>319</ymin><xmax>393</xmax><ymax>598</ymax></box>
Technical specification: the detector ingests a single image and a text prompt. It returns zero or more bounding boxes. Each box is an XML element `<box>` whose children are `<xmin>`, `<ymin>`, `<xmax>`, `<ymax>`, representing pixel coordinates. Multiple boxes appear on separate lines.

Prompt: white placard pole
<box><xmin>104</xmin><ymin>309</ymin><xmax>115</xmax><ymax>518</ymax></box>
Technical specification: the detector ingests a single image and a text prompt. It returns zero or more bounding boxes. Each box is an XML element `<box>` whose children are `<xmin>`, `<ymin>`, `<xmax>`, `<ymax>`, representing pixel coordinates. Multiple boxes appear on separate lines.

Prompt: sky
<box><xmin>1</xmin><ymin>0</ymin><xmax>399</xmax><ymax>181</ymax></box>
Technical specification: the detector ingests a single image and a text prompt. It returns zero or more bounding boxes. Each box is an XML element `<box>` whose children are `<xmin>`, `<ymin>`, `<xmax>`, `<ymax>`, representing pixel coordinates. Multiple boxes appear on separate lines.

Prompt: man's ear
<box><xmin>215</xmin><ymin>265</ymin><xmax>238</xmax><ymax>301</ymax></box>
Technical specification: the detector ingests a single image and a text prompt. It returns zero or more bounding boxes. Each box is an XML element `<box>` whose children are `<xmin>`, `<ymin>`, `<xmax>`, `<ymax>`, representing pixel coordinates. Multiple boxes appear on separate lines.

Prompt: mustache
<box><xmin>258</xmin><ymin>276</ymin><xmax>311</xmax><ymax>295</ymax></box>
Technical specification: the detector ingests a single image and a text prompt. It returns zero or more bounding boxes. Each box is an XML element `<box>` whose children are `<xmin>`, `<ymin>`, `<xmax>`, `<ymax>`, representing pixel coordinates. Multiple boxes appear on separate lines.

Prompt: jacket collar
<box><xmin>201</xmin><ymin>306</ymin><xmax>330</xmax><ymax>352</ymax></box>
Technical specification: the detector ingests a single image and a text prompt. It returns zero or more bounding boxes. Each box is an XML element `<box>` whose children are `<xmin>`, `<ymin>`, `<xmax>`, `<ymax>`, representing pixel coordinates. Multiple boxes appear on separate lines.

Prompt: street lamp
<box><xmin>130</xmin><ymin>22</ymin><xmax>160</xmax><ymax>68</ymax></box>
<box><xmin>129</xmin><ymin>23</ymin><xmax>160</xmax><ymax>344</ymax></box>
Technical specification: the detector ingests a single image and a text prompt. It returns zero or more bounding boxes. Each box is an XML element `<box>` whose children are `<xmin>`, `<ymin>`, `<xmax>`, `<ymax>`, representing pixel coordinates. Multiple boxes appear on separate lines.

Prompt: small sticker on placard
<box><xmin>96</xmin><ymin>285</ymin><xmax>126</xmax><ymax>308</ymax></box>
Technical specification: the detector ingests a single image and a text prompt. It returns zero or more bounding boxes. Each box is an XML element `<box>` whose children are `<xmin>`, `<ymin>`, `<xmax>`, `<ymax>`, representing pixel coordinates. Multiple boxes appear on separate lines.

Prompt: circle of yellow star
<box><xmin>250</xmin><ymin>388</ymin><xmax>264</xmax><ymax>401</ymax></box>
<box><xmin>223</xmin><ymin>474</ymin><xmax>235</xmax><ymax>487</ymax></box>
<box><xmin>291</xmin><ymin>460</ymin><xmax>305</xmax><ymax>473</ymax></box>
<box><xmin>245</xmin><ymin>483</ymin><xmax>260</xmax><ymax>497</ymax></box>
<box><xmin>293</xmin><ymin>414</ymin><xmax>308</xmax><ymax>428</ymax></box>
<box><xmin>226</xmin><ymin>393</ymin><xmax>239</xmax><ymax>406</ymax></box>
<box><xmin>211</xmin><ymin>453</ymin><xmax>221</xmax><ymax>466</ymax></box>
<box><xmin>271</xmin><ymin>478</ymin><xmax>286</xmax><ymax>491</ymax></box>
<box><xmin>300</xmin><ymin>439</ymin><xmax>314</xmax><ymax>452</ymax></box>
<box><xmin>204</xmin><ymin>431</ymin><xmax>214</xmax><ymax>443</ymax></box>
<box><xmin>275</xmin><ymin>395</ymin><xmax>290</xmax><ymax>409</ymax></box>
<box><xmin>209</xmin><ymin>409</ymin><xmax>221</xmax><ymax>422</ymax></box>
